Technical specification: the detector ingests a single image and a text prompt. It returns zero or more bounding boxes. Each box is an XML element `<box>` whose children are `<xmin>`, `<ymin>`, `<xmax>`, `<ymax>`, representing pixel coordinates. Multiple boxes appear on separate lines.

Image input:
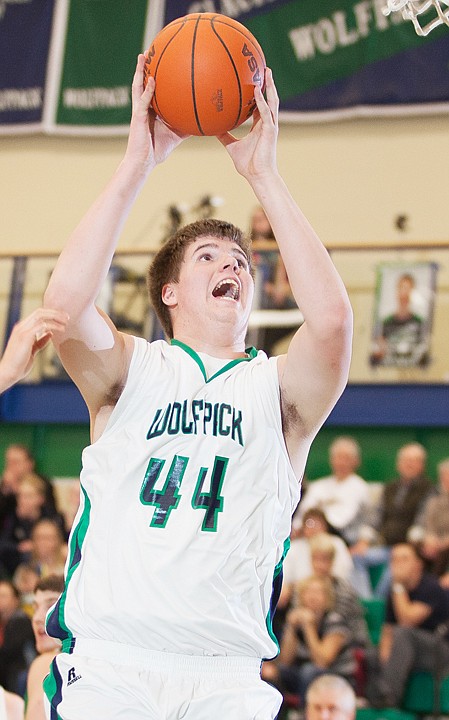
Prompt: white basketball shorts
<box><xmin>43</xmin><ymin>639</ymin><xmax>282</xmax><ymax>719</ymax></box>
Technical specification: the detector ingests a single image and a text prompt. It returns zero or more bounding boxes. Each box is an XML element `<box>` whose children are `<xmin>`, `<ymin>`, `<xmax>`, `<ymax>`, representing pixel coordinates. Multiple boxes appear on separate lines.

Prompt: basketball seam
<box><xmin>210</xmin><ymin>20</ymin><xmax>242</xmax><ymax>130</ymax></box>
<box><xmin>191</xmin><ymin>16</ymin><xmax>205</xmax><ymax>136</ymax></box>
<box><xmin>204</xmin><ymin>14</ymin><xmax>266</xmax><ymax>68</ymax></box>
<box><xmin>166</xmin><ymin>14</ymin><xmax>265</xmax><ymax>69</ymax></box>
<box><xmin>151</xmin><ymin>21</ymin><xmax>187</xmax><ymax>126</ymax></box>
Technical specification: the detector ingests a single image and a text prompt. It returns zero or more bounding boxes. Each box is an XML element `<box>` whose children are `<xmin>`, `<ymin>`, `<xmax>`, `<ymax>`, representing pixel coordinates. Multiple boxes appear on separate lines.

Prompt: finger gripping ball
<box><xmin>144</xmin><ymin>12</ymin><xmax>266</xmax><ymax>136</ymax></box>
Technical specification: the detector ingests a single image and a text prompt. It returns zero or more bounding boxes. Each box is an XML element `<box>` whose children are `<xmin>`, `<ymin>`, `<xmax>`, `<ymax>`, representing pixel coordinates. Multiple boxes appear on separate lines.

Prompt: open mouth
<box><xmin>212</xmin><ymin>278</ymin><xmax>240</xmax><ymax>301</ymax></box>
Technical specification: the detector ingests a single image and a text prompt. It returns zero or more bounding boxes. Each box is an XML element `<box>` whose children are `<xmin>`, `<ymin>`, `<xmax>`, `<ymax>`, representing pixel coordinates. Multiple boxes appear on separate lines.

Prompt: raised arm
<box><xmin>43</xmin><ymin>55</ymin><xmax>186</xmax><ymax>433</ymax></box>
<box><xmin>218</xmin><ymin>70</ymin><xmax>353</xmax><ymax>472</ymax></box>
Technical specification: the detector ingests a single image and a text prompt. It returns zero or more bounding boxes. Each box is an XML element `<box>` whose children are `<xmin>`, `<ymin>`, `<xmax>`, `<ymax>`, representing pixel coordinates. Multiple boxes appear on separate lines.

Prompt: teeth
<box><xmin>213</xmin><ymin>278</ymin><xmax>239</xmax><ymax>300</ymax></box>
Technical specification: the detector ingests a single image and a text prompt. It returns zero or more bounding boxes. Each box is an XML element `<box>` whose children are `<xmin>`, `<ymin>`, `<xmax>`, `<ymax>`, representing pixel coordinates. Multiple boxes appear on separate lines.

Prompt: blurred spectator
<box><xmin>12</xmin><ymin>564</ymin><xmax>40</xmax><ymax>619</ymax></box>
<box><xmin>409</xmin><ymin>458</ymin><xmax>449</xmax><ymax>580</ymax></box>
<box><xmin>365</xmin><ymin>542</ymin><xmax>449</xmax><ymax>708</ymax></box>
<box><xmin>249</xmin><ymin>205</ymin><xmax>297</xmax><ymax>356</ymax></box>
<box><xmin>351</xmin><ymin>443</ymin><xmax>434</xmax><ymax>599</ymax></box>
<box><xmin>264</xmin><ymin>575</ymin><xmax>356</xmax><ymax>709</ymax></box>
<box><xmin>0</xmin><ymin>579</ymin><xmax>35</xmax><ymax>695</ymax></box>
<box><xmin>56</xmin><ymin>478</ymin><xmax>80</xmax><ymax>536</ymax></box>
<box><xmin>28</xmin><ymin>519</ymin><xmax>67</xmax><ymax>578</ymax></box>
<box><xmin>26</xmin><ymin>575</ymin><xmax>64</xmax><ymax>720</ymax></box>
<box><xmin>298</xmin><ymin>437</ymin><xmax>373</xmax><ymax>546</ymax></box>
<box><xmin>308</xmin><ymin>534</ymin><xmax>370</xmax><ymax>650</ymax></box>
<box><xmin>305</xmin><ymin>674</ymin><xmax>356</xmax><ymax>720</ymax></box>
<box><xmin>281</xmin><ymin>509</ymin><xmax>354</xmax><ymax>611</ymax></box>
<box><xmin>0</xmin><ymin>445</ymin><xmax>57</xmax><ymax>530</ymax></box>
<box><xmin>12</xmin><ymin>519</ymin><xmax>66</xmax><ymax>618</ymax></box>
<box><xmin>0</xmin><ymin>475</ymin><xmax>65</xmax><ymax>578</ymax></box>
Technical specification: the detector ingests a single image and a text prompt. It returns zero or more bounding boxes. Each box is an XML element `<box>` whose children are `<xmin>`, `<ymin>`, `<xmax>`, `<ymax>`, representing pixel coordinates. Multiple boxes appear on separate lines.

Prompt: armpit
<box><xmin>280</xmin><ymin>388</ymin><xmax>302</xmax><ymax>436</ymax></box>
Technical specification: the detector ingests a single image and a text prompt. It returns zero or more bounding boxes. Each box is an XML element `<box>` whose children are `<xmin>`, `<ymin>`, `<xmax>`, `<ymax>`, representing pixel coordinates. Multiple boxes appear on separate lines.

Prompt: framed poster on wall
<box><xmin>369</xmin><ymin>262</ymin><xmax>438</xmax><ymax>369</ymax></box>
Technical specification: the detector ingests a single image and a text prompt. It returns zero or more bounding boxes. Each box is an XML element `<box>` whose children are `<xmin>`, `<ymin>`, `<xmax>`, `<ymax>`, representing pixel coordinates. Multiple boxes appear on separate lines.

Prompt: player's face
<box><xmin>166</xmin><ymin>236</ymin><xmax>254</xmax><ymax>340</ymax></box>
<box><xmin>32</xmin><ymin>589</ymin><xmax>62</xmax><ymax>654</ymax></box>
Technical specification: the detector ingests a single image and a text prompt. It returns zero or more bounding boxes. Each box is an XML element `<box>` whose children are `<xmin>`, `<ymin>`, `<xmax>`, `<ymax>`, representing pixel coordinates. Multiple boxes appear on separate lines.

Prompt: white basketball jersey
<box><xmin>47</xmin><ymin>338</ymin><xmax>301</xmax><ymax>660</ymax></box>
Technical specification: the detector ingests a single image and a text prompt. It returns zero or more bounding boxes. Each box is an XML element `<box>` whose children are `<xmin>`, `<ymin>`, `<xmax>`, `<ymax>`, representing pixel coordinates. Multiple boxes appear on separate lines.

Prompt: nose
<box><xmin>221</xmin><ymin>255</ymin><xmax>239</xmax><ymax>273</ymax></box>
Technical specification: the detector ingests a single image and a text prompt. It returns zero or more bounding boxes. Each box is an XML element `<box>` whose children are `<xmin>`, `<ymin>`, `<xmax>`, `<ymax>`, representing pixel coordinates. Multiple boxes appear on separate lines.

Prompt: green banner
<box><xmin>52</xmin><ymin>0</ymin><xmax>151</xmax><ymax>129</ymax></box>
<box><xmin>242</xmin><ymin>0</ymin><xmax>442</xmax><ymax>100</ymax></box>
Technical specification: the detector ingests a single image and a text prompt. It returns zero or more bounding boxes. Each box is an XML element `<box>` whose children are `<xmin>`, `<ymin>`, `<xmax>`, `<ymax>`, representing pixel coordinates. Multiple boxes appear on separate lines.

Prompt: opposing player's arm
<box><xmin>25</xmin><ymin>653</ymin><xmax>54</xmax><ymax>720</ymax></box>
<box><xmin>44</xmin><ymin>55</ymin><xmax>187</xmax><ymax>424</ymax></box>
<box><xmin>218</xmin><ymin>70</ymin><xmax>352</xmax><ymax>473</ymax></box>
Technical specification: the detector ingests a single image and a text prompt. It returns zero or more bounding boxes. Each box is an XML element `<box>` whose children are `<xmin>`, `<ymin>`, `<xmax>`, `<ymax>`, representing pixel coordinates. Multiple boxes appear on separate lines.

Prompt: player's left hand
<box><xmin>126</xmin><ymin>54</ymin><xmax>190</xmax><ymax>172</ymax></box>
<box><xmin>216</xmin><ymin>68</ymin><xmax>278</xmax><ymax>182</ymax></box>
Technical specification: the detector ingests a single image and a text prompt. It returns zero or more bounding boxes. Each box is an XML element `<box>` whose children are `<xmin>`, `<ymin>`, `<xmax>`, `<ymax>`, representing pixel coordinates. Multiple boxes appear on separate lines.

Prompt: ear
<box><xmin>161</xmin><ymin>283</ymin><xmax>177</xmax><ymax>308</ymax></box>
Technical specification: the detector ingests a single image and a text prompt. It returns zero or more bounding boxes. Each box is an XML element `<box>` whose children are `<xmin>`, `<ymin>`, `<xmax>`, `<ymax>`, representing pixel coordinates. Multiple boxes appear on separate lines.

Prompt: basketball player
<box><xmin>0</xmin><ymin>308</ymin><xmax>68</xmax><ymax>394</ymax></box>
<box><xmin>42</xmin><ymin>55</ymin><xmax>353</xmax><ymax>719</ymax></box>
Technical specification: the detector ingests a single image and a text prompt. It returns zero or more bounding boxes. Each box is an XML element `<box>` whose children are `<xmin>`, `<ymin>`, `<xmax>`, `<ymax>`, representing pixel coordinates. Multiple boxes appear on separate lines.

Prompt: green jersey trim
<box><xmin>46</xmin><ymin>483</ymin><xmax>91</xmax><ymax>644</ymax></box>
<box><xmin>265</xmin><ymin>536</ymin><xmax>291</xmax><ymax>657</ymax></box>
<box><xmin>170</xmin><ymin>339</ymin><xmax>257</xmax><ymax>383</ymax></box>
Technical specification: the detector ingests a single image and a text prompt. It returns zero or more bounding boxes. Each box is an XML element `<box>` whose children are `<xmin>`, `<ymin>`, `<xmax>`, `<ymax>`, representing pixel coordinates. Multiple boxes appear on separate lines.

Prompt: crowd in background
<box><xmin>0</xmin><ymin>443</ymin><xmax>78</xmax><ymax>717</ymax></box>
<box><xmin>269</xmin><ymin>436</ymin><xmax>449</xmax><ymax>718</ymax></box>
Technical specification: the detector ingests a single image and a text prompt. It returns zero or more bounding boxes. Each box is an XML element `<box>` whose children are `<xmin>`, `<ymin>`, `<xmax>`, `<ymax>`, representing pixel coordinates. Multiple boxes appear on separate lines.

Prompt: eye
<box><xmin>236</xmin><ymin>257</ymin><xmax>248</xmax><ymax>270</ymax></box>
<box><xmin>199</xmin><ymin>253</ymin><xmax>212</xmax><ymax>261</ymax></box>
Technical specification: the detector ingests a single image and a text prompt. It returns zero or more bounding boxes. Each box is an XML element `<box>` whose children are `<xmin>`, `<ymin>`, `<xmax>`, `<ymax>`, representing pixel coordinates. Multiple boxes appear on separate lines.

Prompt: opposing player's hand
<box><xmin>216</xmin><ymin>68</ymin><xmax>279</xmax><ymax>182</ymax></box>
<box><xmin>125</xmin><ymin>54</ymin><xmax>189</xmax><ymax>172</ymax></box>
<box><xmin>0</xmin><ymin>308</ymin><xmax>69</xmax><ymax>393</ymax></box>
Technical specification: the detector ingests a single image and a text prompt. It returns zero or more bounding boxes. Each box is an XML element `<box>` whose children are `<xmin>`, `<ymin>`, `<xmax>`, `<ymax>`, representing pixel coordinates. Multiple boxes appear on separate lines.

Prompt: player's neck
<box><xmin>172</xmin><ymin>331</ymin><xmax>247</xmax><ymax>360</ymax></box>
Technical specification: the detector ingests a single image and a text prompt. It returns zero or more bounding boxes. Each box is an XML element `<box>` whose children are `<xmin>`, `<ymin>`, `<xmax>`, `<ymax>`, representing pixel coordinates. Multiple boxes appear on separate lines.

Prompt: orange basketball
<box><xmin>143</xmin><ymin>13</ymin><xmax>266</xmax><ymax>136</ymax></box>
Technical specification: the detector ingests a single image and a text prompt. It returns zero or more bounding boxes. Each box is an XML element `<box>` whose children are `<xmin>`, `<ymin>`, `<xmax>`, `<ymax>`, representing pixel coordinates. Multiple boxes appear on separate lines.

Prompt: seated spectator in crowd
<box><xmin>57</xmin><ymin>478</ymin><xmax>80</xmax><ymax>536</ymax></box>
<box><xmin>305</xmin><ymin>674</ymin><xmax>356</xmax><ymax>720</ymax></box>
<box><xmin>26</xmin><ymin>575</ymin><xmax>64</xmax><ymax>720</ymax></box>
<box><xmin>409</xmin><ymin>458</ymin><xmax>449</xmax><ymax>580</ymax></box>
<box><xmin>12</xmin><ymin>520</ymin><xmax>66</xmax><ymax>621</ymax></box>
<box><xmin>365</xmin><ymin>542</ymin><xmax>449</xmax><ymax>708</ymax></box>
<box><xmin>0</xmin><ymin>445</ymin><xmax>57</xmax><ymax>529</ymax></box>
<box><xmin>297</xmin><ymin>437</ymin><xmax>373</xmax><ymax>546</ymax></box>
<box><xmin>281</xmin><ymin>509</ymin><xmax>354</xmax><ymax>610</ymax></box>
<box><xmin>309</xmin><ymin>534</ymin><xmax>370</xmax><ymax>650</ymax></box>
<box><xmin>0</xmin><ymin>474</ymin><xmax>65</xmax><ymax>578</ymax></box>
<box><xmin>0</xmin><ymin>579</ymin><xmax>35</xmax><ymax>696</ymax></box>
<box><xmin>0</xmin><ymin>686</ymin><xmax>24</xmax><ymax>720</ymax></box>
<box><xmin>263</xmin><ymin>575</ymin><xmax>356</xmax><ymax>709</ymax></box>
<box><xmin>27</xmin><ymin>519</ymin><xmax>67</xmax><ymax>579</ymax></box>
<box><xmin>12</xmin><ymin>564</ymin><xmax>40</xmax><ymax>619</ymax></box>
<box><xmin>351</xmin><ymin>443</ymin><xmax>434</xmax><ymax>599</ymax></box>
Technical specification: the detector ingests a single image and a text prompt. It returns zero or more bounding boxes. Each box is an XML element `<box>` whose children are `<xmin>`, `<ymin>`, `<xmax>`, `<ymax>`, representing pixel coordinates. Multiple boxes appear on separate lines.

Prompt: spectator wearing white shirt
<box><xmin>280</xmin><ymin>508</ymin><xmax>354</xmax><ymax>613</ymax></box>
<box><xmin>298</xmin><ymin>437</ymin><xmax>372</xmax><ymax>546</ymax></box>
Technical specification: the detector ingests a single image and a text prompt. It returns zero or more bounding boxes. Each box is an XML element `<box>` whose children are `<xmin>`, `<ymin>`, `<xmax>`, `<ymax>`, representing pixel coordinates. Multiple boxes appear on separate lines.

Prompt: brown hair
<box><xmin>34</xmin><ymin>574</ymin><xmax>65</xmax><ymax>595</ymax></box>
<box><xmin>147</xmin><ymin>218</ymin><xmax>253</xmax><ymax>339</ymax></box>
